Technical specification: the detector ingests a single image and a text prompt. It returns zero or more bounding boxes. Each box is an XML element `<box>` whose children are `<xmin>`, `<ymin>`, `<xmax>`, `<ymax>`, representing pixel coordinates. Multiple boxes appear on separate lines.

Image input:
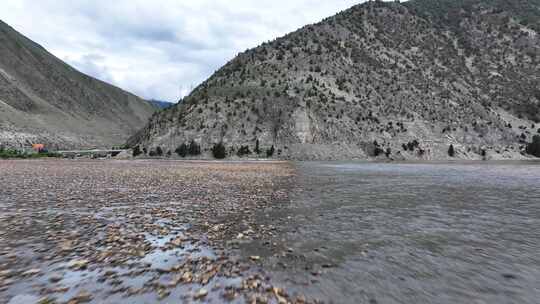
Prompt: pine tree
<box><xmin>212</xmin><ymin>142</ymin><xmax>227</xmax><ymax>159</ymax></box>
<box><xmin>266</xmin><ymin>145</ymin><xmax>275</xmax><ymax>158</ymax></box>
<box><xmin>188</xmin><ymin>140</ymin><xmax>201</xmax><ymax>156</ymax></box>
<box><xmin>133</xmin><ymin>146</ymin><xmax>142</xmax><ymax>157</ymax></box>
<box><xmin>448</xmin><ymin>144</ymin><xmax>455</xmax><ymax>157</ymax></box>
<box><xmin>175</xmin><ymin>143</ymin><xmax>188</xmax><ymax>157</ymax></box>
<box><xmin>255</xmin><ymin>139</ymin><xmax>261</xmax><ymax>154</ymax></box>
<box><xmin>526</xmin><ymin>135</ymin><xmax>540</xmax><ymax>157</ymax></box>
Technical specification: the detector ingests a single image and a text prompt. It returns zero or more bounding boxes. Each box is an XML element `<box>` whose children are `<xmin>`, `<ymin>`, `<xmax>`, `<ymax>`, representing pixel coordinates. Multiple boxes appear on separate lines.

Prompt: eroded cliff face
<box><xmin>0</xmin><ymin>20</ymin><xmax>156</xmax><ymax>149</ymax></box>
<box><xmin>130</xmin><ymin>0</ymin><xmax>539</xmax><ymax>160</ymax></box>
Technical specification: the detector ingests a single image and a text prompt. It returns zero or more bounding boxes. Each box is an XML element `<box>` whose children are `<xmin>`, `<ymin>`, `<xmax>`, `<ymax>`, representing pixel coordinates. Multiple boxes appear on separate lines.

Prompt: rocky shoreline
<box><xmin>0</xmin><ymin>159</ymin><xmax>317</xmax><ymax>304</ymax></box>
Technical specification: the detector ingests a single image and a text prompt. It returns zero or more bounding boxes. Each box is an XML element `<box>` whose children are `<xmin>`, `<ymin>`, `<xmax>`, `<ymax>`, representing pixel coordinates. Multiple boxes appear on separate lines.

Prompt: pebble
<box><xmin>48</xmin><ymin>274</ymin><xmax>63</xmax><ymax>283</ymax></box>
<box><xmin>67</xmin><ymin>290</ymin><xmax>92</xmax><ymax>304</ymax></box>
<box><xmin>194</xmin><ymin>288</ymin><xmax>208</xmax><ymax>299</ymax></box>
<box><xmin>68</xmin><ymin>260</ymin><xmax>89</xmax><ymax>270</ymax></box>
<box><xmin>22</xmin><ymin>269</ymin><xmax>41</xmax><ymax>276</ymax></box>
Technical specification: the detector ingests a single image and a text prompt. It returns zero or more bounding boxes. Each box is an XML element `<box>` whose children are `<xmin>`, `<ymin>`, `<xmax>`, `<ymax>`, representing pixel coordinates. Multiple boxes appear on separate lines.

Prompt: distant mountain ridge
<box><xmin>149</xmin><ymin>99</ymin><xmax>174</xmax><ymax>110</ymax></box>
<box><xmin>130</xmin><ymin>0</ymin><xmax>539</xmax><ymax>160</ymax></box>
<box><xmin>0</xmin><ymin>20</ymin><xmax>156</xmax><ymax>149</ymax></box>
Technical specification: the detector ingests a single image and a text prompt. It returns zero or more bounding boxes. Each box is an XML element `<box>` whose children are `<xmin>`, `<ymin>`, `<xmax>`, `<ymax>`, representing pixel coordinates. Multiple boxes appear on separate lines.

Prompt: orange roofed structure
<box><xmin>32</xmin><ymin>144</ymin><xmax>45</xmax><ymax>152</ymax></box>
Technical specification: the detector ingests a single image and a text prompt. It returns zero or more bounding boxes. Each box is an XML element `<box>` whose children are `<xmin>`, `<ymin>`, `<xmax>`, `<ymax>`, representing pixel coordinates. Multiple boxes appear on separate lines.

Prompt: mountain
<box><xmin>129</xmin><ymin>0</ymin><xmax>540</xmax><ymax>160</ymax></box>
<box><xmin>0</xmin><ymin>20</ymin><xmax>156</xmax><ymax>149</ymax></box>
<box><xmin>149</xmin><ymin>99</ymin><xmax>174</xmax><ymax>110</ymax></box>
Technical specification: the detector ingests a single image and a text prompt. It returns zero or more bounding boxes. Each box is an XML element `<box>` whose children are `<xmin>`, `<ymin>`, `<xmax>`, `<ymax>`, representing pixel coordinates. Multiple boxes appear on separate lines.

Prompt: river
<box><xmin>261</xmin><ymin>161</ymin><xmax>540</xmax><ymax>304</ymax></box>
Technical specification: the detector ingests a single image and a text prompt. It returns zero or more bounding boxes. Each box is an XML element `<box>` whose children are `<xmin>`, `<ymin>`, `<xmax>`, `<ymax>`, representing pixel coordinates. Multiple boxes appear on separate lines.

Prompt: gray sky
<box><xmin>2</xmin><ymin>0</ymin><xmax>362</xmax><ymax>102</ymax></box>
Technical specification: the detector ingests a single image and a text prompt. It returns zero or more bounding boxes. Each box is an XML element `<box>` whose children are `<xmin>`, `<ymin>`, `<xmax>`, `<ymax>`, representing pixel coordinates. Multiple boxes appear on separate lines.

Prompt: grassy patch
<box><xmin>0</xmin><ymin>149</ymin><xmax>62</xmax><ymax>159</ymax></box>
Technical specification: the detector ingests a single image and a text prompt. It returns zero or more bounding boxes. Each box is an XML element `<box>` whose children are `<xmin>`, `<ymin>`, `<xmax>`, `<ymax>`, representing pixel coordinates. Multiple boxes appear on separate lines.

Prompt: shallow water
<box><xmin>268</xmin><ymin>161</ymin><xmax>540</xmax><ymax>304</ymax></box>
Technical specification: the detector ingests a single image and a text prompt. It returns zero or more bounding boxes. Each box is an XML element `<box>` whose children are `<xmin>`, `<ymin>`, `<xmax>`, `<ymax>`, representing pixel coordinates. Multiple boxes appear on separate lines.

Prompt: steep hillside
<box><xmin>130</xmin><ymin>0</ymin><xmax>540</xmax><ymax>160</ymax></box>
<box><xmin>0</xmin><ymin>20</ymin><xmax>156</xmax><ymax>149</ymax></box>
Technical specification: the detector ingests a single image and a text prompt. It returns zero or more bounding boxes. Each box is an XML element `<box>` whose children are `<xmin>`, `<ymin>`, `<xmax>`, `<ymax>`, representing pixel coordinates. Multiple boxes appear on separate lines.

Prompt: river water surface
<box><xmin>264</xmin><ymin>161</ymin><xmax>540</xmax><ymax>304</ymax></box>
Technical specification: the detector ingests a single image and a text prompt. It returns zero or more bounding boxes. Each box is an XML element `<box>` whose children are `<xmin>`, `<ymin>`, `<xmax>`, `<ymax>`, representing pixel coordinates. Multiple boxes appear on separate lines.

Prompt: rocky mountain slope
<box><xmin>130</xmin><ymin>0</ymin><xmax>540</xmax><ymax>160</ymax></box>
<box><xmin>0</xmin><ymin>20</ymin><xmax>156</xmax><ymax>149</ymax></box>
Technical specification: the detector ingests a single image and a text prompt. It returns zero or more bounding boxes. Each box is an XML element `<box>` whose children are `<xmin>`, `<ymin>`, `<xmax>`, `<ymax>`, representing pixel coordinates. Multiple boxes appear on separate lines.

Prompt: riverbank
<box><xmin>0</xmin><ymin>148</ymin><xmax>61</xmax><ymax>159</ymax></box>
<box><xmin>0</xmin><ymin>159</ymin><xmax>309</xmax><ymax>304</ymax></box>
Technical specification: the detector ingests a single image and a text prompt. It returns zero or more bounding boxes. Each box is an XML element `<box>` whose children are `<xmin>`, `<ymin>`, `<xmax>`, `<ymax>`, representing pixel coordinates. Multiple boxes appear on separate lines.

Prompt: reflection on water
<box><xmin>271</xmin><ymin>161</ymin><xmax>540</xmax><ymax>304</ymax></box>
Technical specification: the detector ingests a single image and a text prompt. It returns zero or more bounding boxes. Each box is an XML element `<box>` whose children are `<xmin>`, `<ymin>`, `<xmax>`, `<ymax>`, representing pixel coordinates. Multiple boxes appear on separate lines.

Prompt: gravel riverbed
<box><xmin>0</xmin><ymin>159</ymin><xmax>310</xmax><ymax>304</ymax></box>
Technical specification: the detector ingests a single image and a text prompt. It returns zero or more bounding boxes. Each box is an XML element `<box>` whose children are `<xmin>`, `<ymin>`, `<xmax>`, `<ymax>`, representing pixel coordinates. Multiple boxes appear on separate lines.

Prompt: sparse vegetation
<box><xmin>0</xmin><ymin>148</ymin><xmax>61</xmax><ymax>159</ymax></box>
<box><xmin>366</xmin><ymin>141</ymin><xmax>385</xmax><ymax>157</ymax></box>
<box><xmin>237</xmin><ymin>146</ymin><xmax>251</xmax><ymax>157</ymax></box>
<box><xmin>408</xmin><ymin>0</ymin><xmax>540</xmax><ymax>32</ymax></box>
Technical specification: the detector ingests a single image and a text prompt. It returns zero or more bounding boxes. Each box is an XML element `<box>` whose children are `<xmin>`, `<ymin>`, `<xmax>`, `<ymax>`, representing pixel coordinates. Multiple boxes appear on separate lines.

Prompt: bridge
<box><xmin>56</xmin><ymin>149</ymin><xmax>128</xmax><ymax>158</ymax></box>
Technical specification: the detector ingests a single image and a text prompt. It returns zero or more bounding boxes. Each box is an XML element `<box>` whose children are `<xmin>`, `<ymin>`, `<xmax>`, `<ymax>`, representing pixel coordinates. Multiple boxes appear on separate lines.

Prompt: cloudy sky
<box><xmin>1</xmin><ymin>0</ymin><xmax>363</xmax><ymax>102</ymax></box>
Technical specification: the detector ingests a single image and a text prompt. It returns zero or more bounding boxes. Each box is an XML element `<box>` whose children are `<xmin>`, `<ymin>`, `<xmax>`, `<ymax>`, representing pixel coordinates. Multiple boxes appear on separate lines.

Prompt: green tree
<box><xmin>188</xmin><ymin>140</ymin><xmax>201</xmax><ymax>156</ymax></box>
<box><xmin>448</xmin><ymin>144</ymin><xmax>455</xmax><ymax>157</ymax></box>
<box><xmin>175</xmin><ymin>143</ymin><xmax>188</xmax><ymax>157</ymax></box>
<box><xmin>266</xmin><ymin>145</ymin><xmax>275</xmax><ymax>158</ymax></box>
<box><xmin>526</xmin><ymin>135</ymin><xmax>540</xmax><ymax>157</ymax></box>
<box><xmin>156</xmin><ymin>146</ymin><xmax>163</xmax><ymax>156</ymax></box>
<box><xmin>212</xmin><ymin>142</ymin><xmax>227</xmax><ymax>159</ymax></box>
<box><xmin>255</xmin><ymin>139</ymin><xmax>261</xmax><ymax>154</ymax></box>
<box><xmin>133</xmin><ymin>146</ymin><xmax>142</xmax><ymax>157</ymax></box>
<box><xmin>481</xmin><ymin>149</ymin><xmax>487</xmax><ymax>160</ymax></box>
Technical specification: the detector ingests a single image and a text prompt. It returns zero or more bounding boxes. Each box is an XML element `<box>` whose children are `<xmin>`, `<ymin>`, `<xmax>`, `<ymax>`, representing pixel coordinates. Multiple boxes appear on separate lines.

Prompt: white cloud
<box><xmin>1</xmin><ymin>0</ymin><xmax>363</xmax><ymax>102</ymax></box>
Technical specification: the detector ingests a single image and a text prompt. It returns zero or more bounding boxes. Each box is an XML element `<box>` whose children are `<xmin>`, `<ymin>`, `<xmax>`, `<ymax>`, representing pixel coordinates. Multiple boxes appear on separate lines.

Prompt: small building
<box><xmin>32</xmin><ymin>144</ymin><xmax>45</xmax><ymax>153</ymax></box>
